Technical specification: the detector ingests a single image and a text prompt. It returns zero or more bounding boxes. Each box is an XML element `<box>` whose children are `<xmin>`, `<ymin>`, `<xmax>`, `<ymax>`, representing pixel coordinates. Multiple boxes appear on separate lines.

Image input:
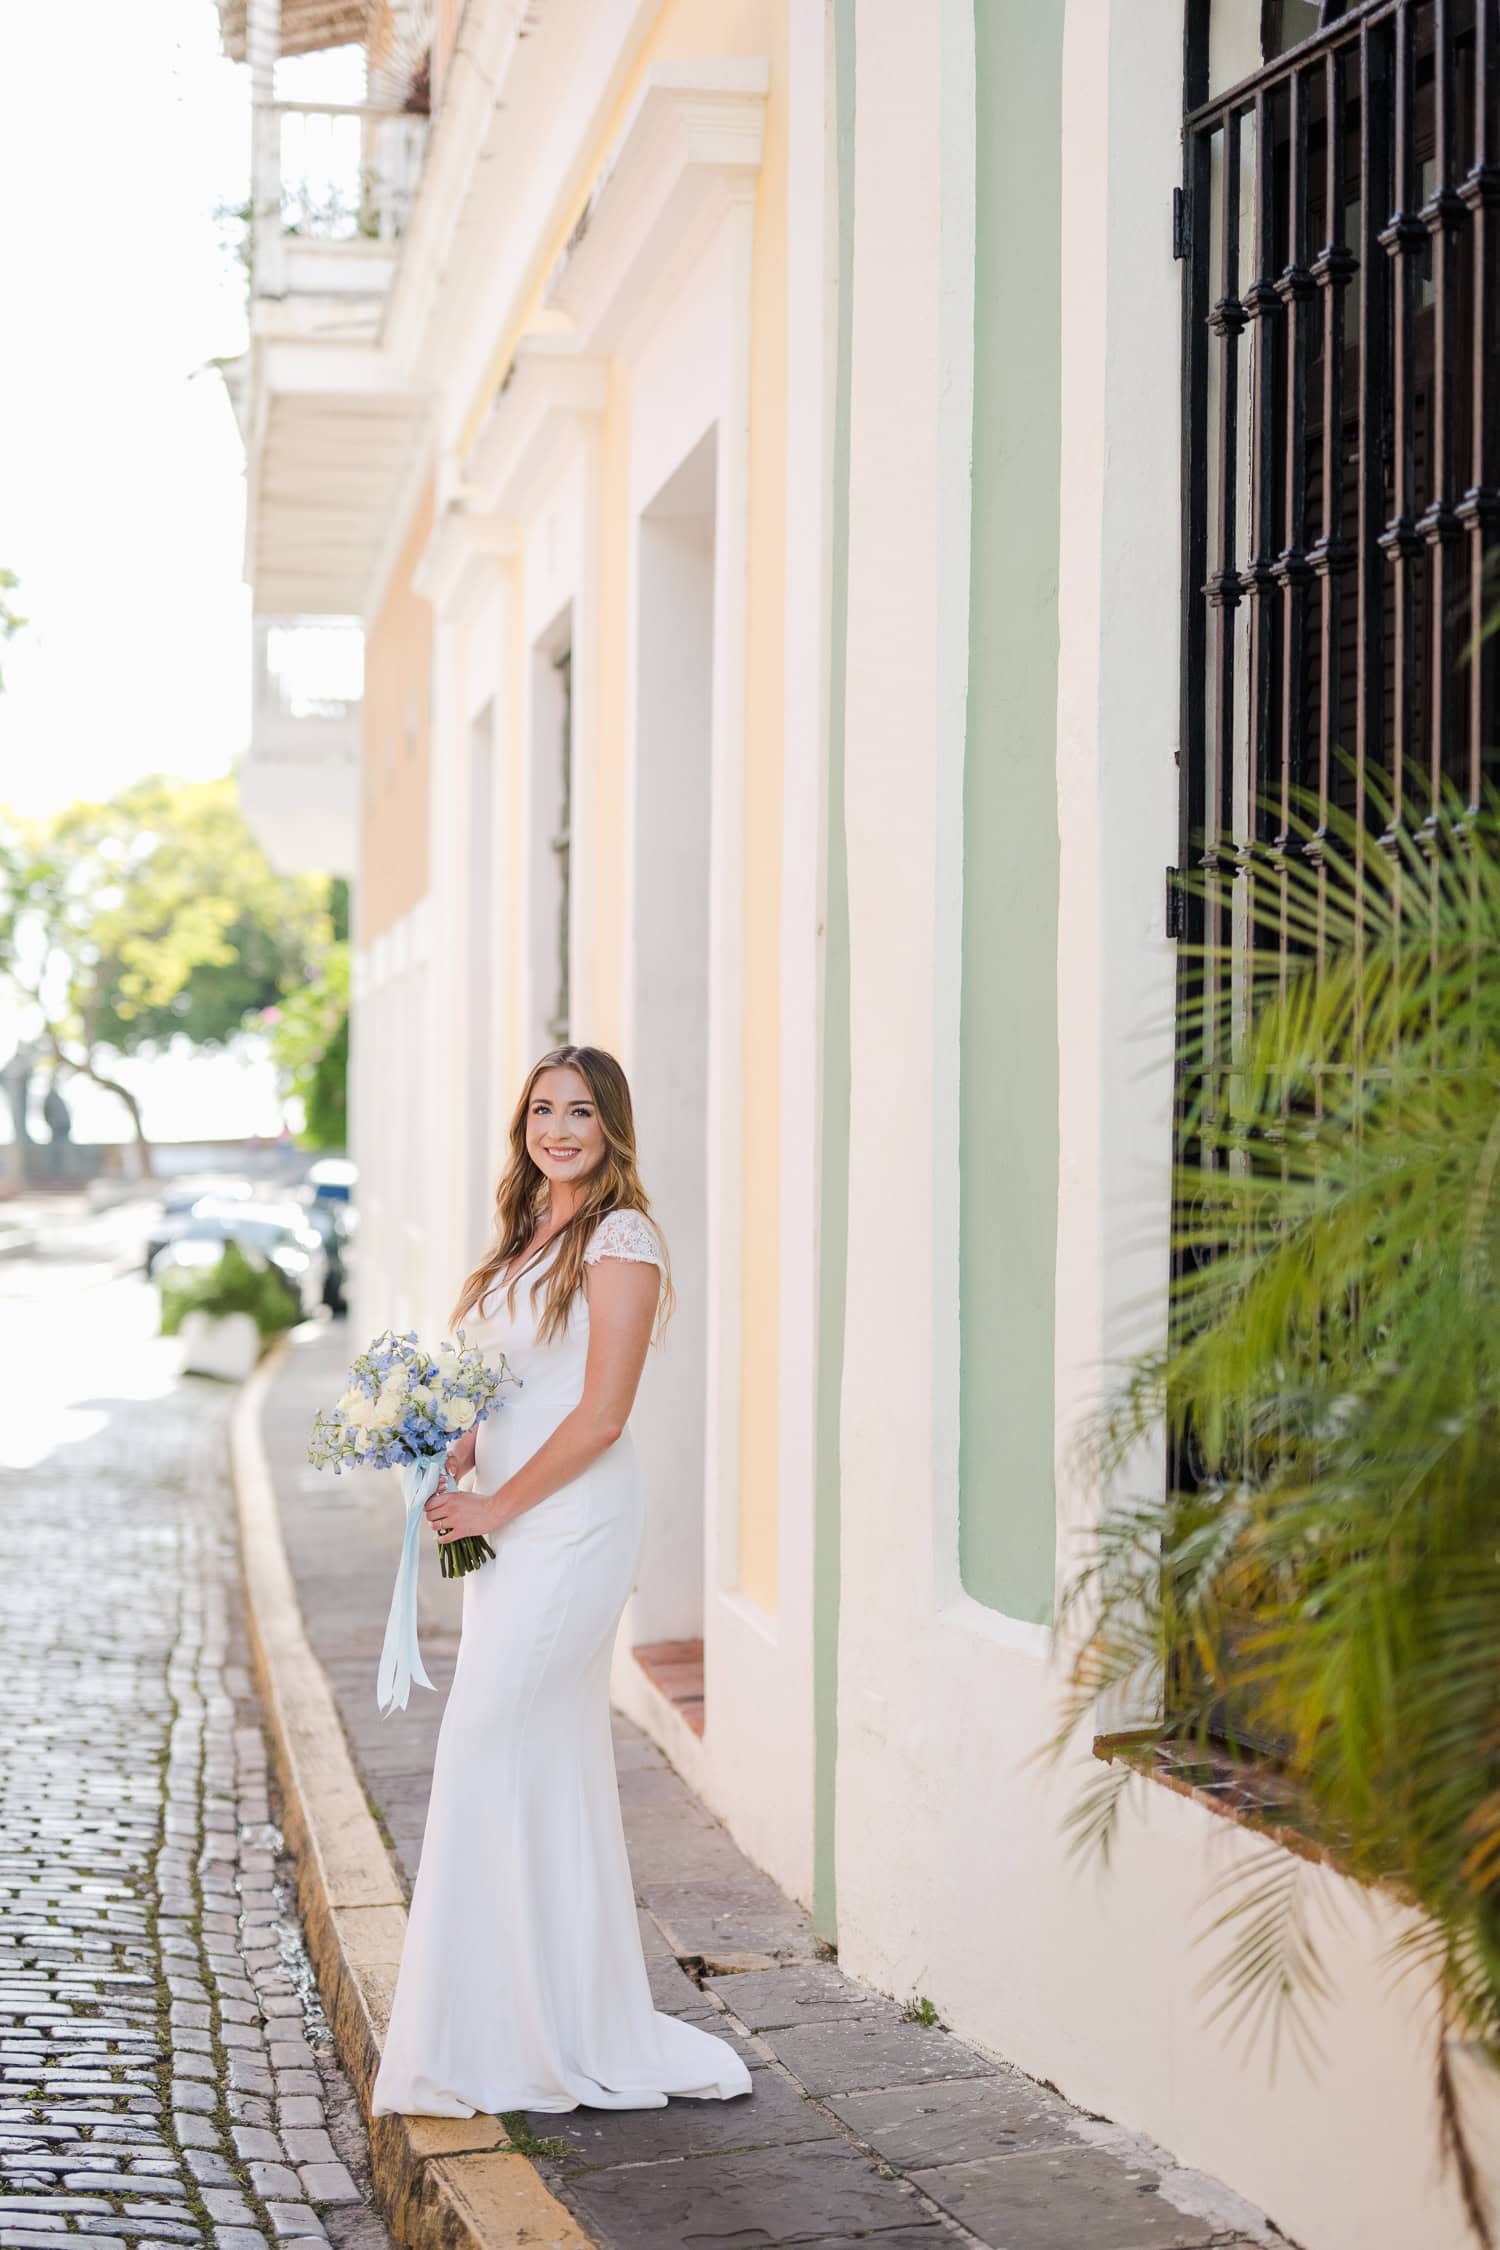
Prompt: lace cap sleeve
<box><xmin>583</xmin><ymin>1209</ymin><xmax>664</xmax><ymax>1272</ymax></box>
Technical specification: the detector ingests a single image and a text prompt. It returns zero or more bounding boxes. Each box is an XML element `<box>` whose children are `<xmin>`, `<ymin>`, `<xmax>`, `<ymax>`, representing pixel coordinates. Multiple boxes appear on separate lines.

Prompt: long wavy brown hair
<box><xmin>448</xmin><ymin>1045</ymin><xmax>674</xmax><ymax>1345</ymax></box>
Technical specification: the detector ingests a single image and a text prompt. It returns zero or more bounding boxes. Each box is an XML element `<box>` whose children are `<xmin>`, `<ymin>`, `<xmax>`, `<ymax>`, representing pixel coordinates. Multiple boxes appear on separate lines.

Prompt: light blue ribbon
<box><xmin>376</xmin><ymin>1452</ymin><xmax>449</xmax><ymax>1715</ymax></box>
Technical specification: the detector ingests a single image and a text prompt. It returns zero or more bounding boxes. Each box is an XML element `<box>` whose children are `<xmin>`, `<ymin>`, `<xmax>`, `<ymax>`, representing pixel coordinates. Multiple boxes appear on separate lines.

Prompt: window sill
<box><xmin>634</xmin><ymin>1638</ymin><xmax>705</xmax><ymax>1737</ymax></box>
<box><xmin>1092</xmin><ymin>1730</ymin><xmax>1390</xmax><ymax>1894</ymax></box>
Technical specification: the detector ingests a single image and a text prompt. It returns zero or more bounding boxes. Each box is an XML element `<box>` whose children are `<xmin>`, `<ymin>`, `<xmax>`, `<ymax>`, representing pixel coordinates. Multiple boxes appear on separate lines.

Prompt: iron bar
<box><xmin>1276</xmin><ymin>67</ymin><xmax>1318</xmax><ymax>862</ymax></box>
<box><xmin>1243</xmin><ymin>90</ymin><xmax>1283</xmax><ymax>887</ymax></box>
<box><xmin>1205</xmin><ymin>109</ymin><xmax>1247</xmax><ymax>981</ymax></box>
<box><xmin>1418</xmin><ymin>0</ymin><xmax>1466</xmax><ymax>842</ymax></box>
<box><xmin>1309</xmin><ymin>45</ymin><xmax>1358</xmax><ymax>852</ymax></box>
<box><xmin>1377</xmin><ymin>0</ymin><xmax>1423</xmax><ymax>846</ymax></box>
<box><xmin>1458</xmin><ymin>0</ymin><xmax>1500</xmax><ymax>814</ymax></box>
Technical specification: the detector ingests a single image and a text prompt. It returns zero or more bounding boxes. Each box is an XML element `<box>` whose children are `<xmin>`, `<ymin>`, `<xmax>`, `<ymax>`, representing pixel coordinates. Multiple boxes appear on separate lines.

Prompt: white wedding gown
<box><xmin>370</xmin><ymin>1208</ymin><xmax>752</xmax><ymax>2117</ymax></box>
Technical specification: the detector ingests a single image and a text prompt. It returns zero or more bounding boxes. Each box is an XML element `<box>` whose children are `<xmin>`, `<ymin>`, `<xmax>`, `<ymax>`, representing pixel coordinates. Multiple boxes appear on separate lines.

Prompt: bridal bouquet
<box><xmin>308</xmin><ymin>1329</ymin><xmax>517</xmax><ymax>1712</ymax></box>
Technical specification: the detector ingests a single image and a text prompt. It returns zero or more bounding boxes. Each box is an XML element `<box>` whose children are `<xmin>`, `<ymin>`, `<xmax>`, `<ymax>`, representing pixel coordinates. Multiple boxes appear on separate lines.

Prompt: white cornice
<box><xmin>544</xmin><ymin>59</ymin><xmax>769</xmax><ymax>353</ymax></box>
<box><xmin>380</xmin><ymin>0</ymin><xmax>535</xmax><ymax>371</ymax></box>
<box><xmin>385</xmin><ymin>0</ymin><xmax>659</xmax><ymax>404</ymax></box>
<box><xmin>462</xmin><ymin>341</ymin><xmax>609</xmax><ymax>518</ymax></box>
<box><xmin>412</xmin><ymin>505</ymin><xmax>519</xmax><ymax>620</ymax></box>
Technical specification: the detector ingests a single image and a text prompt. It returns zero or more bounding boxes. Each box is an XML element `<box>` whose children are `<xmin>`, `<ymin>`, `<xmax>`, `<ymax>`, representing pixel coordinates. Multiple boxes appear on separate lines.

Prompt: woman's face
<box><xmin>526</xmin><ymin>1065</ymin><xmax>607</xmax><ymax>1189</ymax></box>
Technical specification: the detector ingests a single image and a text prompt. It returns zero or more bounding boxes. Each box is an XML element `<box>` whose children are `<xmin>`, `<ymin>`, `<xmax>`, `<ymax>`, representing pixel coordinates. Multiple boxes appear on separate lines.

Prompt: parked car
<box><xmin>143</xmin><ymin>1174</ymin><xmax>256</xmax><ymax>1273</ymax></box>
<box><xmin>148</xmin><ymin>1199</ymin><xmax>329</xmax><ymax>1320</ymax></box>
<box><xmin>306</xmin><ymin>1156</ymin><xmax>356</xmax><ymax>1205</ymax></box>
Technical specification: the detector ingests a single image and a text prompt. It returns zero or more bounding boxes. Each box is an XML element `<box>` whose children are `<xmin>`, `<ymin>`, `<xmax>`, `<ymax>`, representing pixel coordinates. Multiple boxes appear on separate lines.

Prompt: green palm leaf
<box><xmin>1059</xmin><ymin>778</ymin><xmax>1500</xmax><ymax>2246</ymax></box>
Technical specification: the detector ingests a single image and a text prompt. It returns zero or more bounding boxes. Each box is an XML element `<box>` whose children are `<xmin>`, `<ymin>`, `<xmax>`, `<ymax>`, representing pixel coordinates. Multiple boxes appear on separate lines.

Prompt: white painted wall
<box><xmin>525</xmin><ymin>608</ymin><xmax>575</xmax><ymax>1060</ymax></box>
<box><xmin>463</xmin><ymin>698</ymin><xmax>498</xmax><ymax>1247</ymax></box>
<box><xmin>460</xmin><ymin>569</ymin><xmax>517</xmax><ymax>1272</ymax></box>
<box><xmin>342</xmin><ymin>0</ymin><xmax>820</xmax><ymax>1913</ymax></box>
<box><xmin>628</xmin><ymin>431</ymin><xmax>716</xmax><ymax>1646</ymax></box>
<box><xmin>833</xmin><ymin>7</ymin><xmax>1500</xmax><ymax>2250</ymax></box>
<box><xmin>610</xmin><ymin>214</ymin><xmax>749</xmax><ymax>1744</ymax></box>
<box><xmin>350</xmin><ymin>900</ymin><xmax>434</xmax><ymax>1345</ymax></box>
<box><xmin>763</xmin><ymin>0</ymin><xmax>833</xmax><ymax>1917</ymax></box>
<box><xmin>600</xmin><ymin>183</ymin><xmax>820</xmax><ymax>1914</ymax></box>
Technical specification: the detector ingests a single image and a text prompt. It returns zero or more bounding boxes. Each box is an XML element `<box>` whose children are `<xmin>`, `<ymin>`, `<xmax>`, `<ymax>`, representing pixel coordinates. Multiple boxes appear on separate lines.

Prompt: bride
<box><xmin>370</xmin><ymin>1044</ymin><xmax>753</xmax><ymax>2117</ymax></box>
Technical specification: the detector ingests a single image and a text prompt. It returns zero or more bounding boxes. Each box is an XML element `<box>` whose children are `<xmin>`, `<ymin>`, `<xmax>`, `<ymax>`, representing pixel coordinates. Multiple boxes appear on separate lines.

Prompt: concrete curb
<box><xmin>230</xmin><ymin>1342</ymin><xmax>593</xmax><ymax>2250</ymax></box>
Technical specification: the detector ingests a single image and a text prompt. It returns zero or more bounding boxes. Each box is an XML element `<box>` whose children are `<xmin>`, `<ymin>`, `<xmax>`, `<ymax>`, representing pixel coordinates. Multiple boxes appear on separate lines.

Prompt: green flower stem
<box><xmin>440</xmin><ymin>1534</ymin><xmax>495</xmax><ymax>1580</ymax></box>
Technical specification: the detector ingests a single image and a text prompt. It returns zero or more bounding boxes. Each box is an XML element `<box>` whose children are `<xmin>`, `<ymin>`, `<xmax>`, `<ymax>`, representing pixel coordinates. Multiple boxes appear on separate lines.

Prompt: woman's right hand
<box><xmin>444</xmin><ymin>1426</ymin><xmax>478</xmax><ymax>1483</ymax></box>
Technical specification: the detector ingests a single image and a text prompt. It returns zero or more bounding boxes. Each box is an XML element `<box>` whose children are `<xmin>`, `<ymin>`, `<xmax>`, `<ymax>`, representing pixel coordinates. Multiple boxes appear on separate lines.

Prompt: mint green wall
<box><xmin>813</xmin><ymin>0</ymin><xmax>856</xmax><ymax>1946</ymax></box>
<box><xmin>958</xmin><ymin>0</ymin><xmax>1063</xmax><ymax>1623</ymax></box>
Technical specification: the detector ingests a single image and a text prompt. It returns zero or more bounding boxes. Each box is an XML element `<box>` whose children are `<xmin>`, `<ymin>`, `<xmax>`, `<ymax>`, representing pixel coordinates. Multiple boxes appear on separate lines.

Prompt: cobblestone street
<box><xmin>0</xmin><ymin>1224</ymin><xmax>1280</xmax><ymax>2250</ymax></box>
<box><xmin>0</xmin><ymin>1251</ymin><xmax>390</xmax><ymax>2250</ymax></box>
<box><xmin>260</xmin><ymin>1321</ymin><xmax>1275</xmax><ymax>2250</ymax></box>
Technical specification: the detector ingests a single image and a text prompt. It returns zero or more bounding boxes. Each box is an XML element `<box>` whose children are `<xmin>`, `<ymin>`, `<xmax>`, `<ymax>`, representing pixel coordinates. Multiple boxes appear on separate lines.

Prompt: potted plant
<box><xmin>157</xmin><ymin>1237</ymin><xmax>301</xmax><ymax>1380</ymax></box>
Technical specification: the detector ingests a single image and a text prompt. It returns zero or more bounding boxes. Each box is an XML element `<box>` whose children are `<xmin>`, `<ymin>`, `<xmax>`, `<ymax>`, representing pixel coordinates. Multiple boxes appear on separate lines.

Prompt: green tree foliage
<box><xmin>266</xmin><ymin>940</ymin><xmax>349</xmax><ymax>1151</ymax></box>
<box><xmin>0</xmin><ymin>774</ymin><xmax>336</xmax><ymax>1171</ymax></box>
<box><xmin>0</xmin><ymin>569</ymin><xmax>25</xmax><ymax>691</ymax></box>
<box><xmin>1058</xmin><ymin>782</ymin><xmax>1500</xmax><ymax>2243</ymax></box>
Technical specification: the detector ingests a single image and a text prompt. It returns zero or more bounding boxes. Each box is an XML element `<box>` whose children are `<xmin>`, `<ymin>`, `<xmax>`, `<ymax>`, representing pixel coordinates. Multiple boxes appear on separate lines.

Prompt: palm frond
<box><xmin>1055</xmin><ymin>776</ymin><xmax>1500</xmax><ymax>2244</ymax></box>
<box><xmin>1196</xmin><ymin>1846</ymin><xmax>1334</xmax><ymax>2077</ymax></box>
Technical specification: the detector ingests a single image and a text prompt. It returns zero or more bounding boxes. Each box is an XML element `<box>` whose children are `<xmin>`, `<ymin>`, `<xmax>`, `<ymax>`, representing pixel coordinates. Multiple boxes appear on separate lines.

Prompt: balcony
<box><xmin>238</xmin><ymin>618</ymin><xmax>362</xmax><ymax>877</ymax></box>
<box><xmin>252</xmin><ymin>98</ymin><xmax>428</xmax><ymax>311</ymax></box>
<box><xmin>219</xmin><ymin>0</ymin><xmax>433</xmax><ymax>618</ymax></box>
<box><xmin>230</xmin><ymin>98</ymin><xmax>431</xmax><ymax>617</ymax></box>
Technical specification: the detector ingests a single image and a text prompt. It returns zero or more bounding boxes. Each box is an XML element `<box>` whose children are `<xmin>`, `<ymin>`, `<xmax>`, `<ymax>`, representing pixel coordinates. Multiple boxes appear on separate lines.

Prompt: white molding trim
<box><xmin>412</xmin><ymin>504</ymin><xmax>519</xmax><ymax>620</ymax></box>
<box><xmin>546</xmin><ymin>60</ymin><xmax>769</xmax><ymax>354</ymax></box>
<box><xmin>462</xmin><ymin>342</ymin><xmax>609</xmax><ymax>519</ymax></box>
<box><xmin>386</xmin><ymin>0</ymin><xmax>658</xmax><ymax>400</ymax></box>
<box><xmin>381</xmin><ymin>0</ymin><xmax>536</xmax><ymax>373</ymax></box>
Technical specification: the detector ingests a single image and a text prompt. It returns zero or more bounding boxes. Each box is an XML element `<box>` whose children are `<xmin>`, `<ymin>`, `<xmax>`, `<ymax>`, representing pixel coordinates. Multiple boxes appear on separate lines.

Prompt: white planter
<box><xmin>179</xmin><ymin>1310</ymin><xmax>262</xmax><ymax>1382</ymax></box>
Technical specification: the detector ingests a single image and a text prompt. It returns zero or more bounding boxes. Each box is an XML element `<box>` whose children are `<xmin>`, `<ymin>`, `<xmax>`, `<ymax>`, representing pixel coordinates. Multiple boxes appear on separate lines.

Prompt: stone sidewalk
<box><xmin>0</xmin><ymin>1271</ymin><xmax>392</xmax><ymax>2250</ymax></box>
<box><xmin>263</xmin><ymin>1322</ymin><xmax>1282</xmax><ymax>2250</ymax></box>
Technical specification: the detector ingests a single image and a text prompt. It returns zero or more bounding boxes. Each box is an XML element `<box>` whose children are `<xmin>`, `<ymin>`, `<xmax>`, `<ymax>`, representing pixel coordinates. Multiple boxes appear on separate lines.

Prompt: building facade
<box><xmin>225</xmin><ymin>5</ymin><xmax>1500</xmax><ymax>2247</ymax></box>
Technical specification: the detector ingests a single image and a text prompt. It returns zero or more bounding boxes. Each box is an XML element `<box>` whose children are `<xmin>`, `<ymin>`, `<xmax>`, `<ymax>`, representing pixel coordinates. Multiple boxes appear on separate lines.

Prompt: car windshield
<box><xmin>184</xmin><ymin>1208</ymin><xmax>302</xmax><ymax>1253</ymax></box>
<box><xmin>228</xmin><ymin>1219</ymin><xmax>299</xmax><ymax>1252</ymax></box>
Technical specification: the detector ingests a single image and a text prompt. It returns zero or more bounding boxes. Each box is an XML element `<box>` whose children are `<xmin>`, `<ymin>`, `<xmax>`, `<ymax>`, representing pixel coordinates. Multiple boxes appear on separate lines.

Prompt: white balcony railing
<box><xmin>275</xmin><ymin>101</ymin><xmax>427</xmax><ymax>244</ymax></box>
<box><xmin>252</xmin><ymin>98</ymin><xmax>428</xmax><ymax>296</ymax></box>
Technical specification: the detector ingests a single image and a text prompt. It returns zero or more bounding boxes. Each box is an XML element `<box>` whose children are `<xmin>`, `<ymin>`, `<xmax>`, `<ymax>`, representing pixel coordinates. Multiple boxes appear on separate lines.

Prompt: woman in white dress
<box><xmin>370</xmin><ymin>1045</ymin><xmax>753</xmax><ymax>2119</ymax></box>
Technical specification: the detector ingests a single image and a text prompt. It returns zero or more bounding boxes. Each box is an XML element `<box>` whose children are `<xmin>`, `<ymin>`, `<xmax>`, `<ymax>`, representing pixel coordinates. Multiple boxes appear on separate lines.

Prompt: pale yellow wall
<box><xmin>360</xmin><ymin>479</ymin><xmax>434</xmax><ymax>945</ymax></box>
<box><xmin>455</xmin><ymin>0</ymin><xmax>790</xmax><ymax>1616</ymax></box>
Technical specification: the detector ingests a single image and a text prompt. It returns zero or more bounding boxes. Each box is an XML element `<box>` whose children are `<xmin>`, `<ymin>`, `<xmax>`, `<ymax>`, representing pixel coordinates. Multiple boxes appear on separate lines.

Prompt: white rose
<box><xmin>447</xmin><ymin>1396</ymin><xmax>479</xmax><ymax>1432</ymax></box>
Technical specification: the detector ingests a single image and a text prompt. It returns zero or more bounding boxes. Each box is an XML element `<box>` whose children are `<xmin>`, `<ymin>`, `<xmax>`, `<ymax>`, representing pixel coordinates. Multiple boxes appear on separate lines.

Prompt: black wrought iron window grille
<box><xmin>1181</xmin><ymin>0</ymin><xmax>1499</xmax><ymax>917</ymax></box>
<box><xmin>1170</xmin><ymin>0</ymin><xmax>1500</xmax><ymax>1749</ymax></box>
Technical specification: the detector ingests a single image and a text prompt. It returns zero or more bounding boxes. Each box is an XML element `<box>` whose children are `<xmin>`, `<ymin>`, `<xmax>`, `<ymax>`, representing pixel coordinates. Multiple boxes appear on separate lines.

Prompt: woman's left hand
<box><xmin>425</xmin><ymin>1482</ymin><xmax>504</xmax><ymax>1543</ymax></box>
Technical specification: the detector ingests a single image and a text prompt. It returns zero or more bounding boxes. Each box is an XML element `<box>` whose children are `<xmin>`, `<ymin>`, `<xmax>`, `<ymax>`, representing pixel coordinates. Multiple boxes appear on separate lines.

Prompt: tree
<box><xmin>0</xmin><ymin>774</ymin><xmax>336</xmax><ymax>1174</ymax></box>
<box><xmin>0</xmin><ymin>568</ymin><xmax>25</xmax><ymax>692</ymax></box>
<box><xmin>265</xmin><ymin>940</ymin><xmax>349</xmax><ymax>1151</ymax></box>
<box><xmin>1058</xmin><ymin>782</ymin><xmax>1500</xmax><ymax>2244</ymax></box>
